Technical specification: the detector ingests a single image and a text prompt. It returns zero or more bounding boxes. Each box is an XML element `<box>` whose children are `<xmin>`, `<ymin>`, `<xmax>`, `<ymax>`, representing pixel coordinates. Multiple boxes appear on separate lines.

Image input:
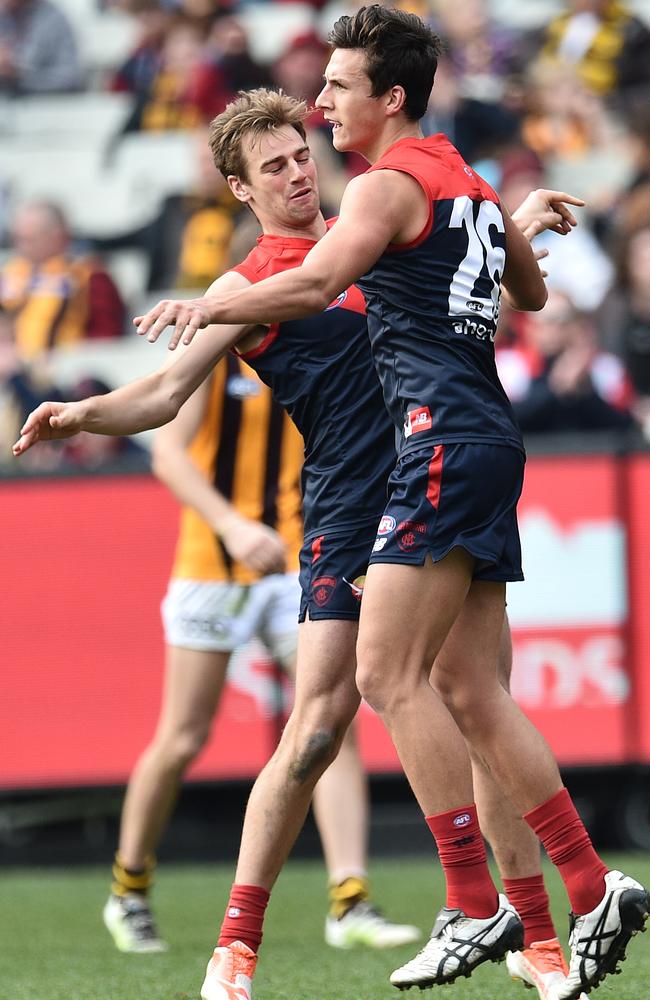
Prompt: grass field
<box><xmin>2</xmin><ymin>853</ymin><xmax>649</xmax><ymax>999</ymax></box>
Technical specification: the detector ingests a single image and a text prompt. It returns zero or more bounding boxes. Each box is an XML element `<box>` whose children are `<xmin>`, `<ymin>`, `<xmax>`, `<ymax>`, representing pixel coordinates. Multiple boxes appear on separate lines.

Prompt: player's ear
<box><xmin>227</xmin><ymin>174</ymin><xmax>252</xmax><ymax>205</ymax></box>
<box><xmin>385</xmin><ymin>85</ymin><xmax>407</xmax><ymax>117</ymax></box>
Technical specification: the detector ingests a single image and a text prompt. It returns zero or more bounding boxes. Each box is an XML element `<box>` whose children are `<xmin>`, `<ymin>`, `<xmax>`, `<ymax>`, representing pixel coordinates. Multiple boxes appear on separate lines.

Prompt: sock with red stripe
<box><xmin>524</xmin><ymin>788</ymin><xmax>608</xmax><ymax>916</ymax></box>
<box><xmin>426</xmin><ymin>804</ymin><xmax>498</xmax><ymax>918</ymax></box>
<box><xmin>218</xmin><ymin>884</ymin><xmax>270</xmax><ymax>953</ymax></box>
<box><xmin>502</xmin><ymin>874</ymin><xmax>556</xmax><ymax>947</ymax></box>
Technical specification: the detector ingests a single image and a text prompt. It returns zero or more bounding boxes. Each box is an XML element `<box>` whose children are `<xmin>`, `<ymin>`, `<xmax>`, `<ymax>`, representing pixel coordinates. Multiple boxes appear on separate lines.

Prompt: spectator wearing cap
<box><xmin>0</xmin><ymin>0</ymin><xmax>83</xmax><ymax>95</ymax></box>
<box><xmin>0</xmin><ymin>201</ymin><xmax>125</xmax><ymax>361</ymax></box>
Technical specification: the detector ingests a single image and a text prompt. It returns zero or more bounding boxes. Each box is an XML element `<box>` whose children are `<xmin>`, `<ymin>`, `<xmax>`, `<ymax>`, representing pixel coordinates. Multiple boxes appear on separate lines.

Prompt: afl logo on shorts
<box><xmin>378</xmin><ymin>515</ymin><xmax>396</xmax><ymax>535</ymax></box>
<box><xmin>313</xmin><ymin>576</ymin><xmax>336</xmax><ymax>606</ymax></box>
<box><xmin>453</xmin><ymin>813</ymin><xmax>471</xmax><ymax>828</ymax></box>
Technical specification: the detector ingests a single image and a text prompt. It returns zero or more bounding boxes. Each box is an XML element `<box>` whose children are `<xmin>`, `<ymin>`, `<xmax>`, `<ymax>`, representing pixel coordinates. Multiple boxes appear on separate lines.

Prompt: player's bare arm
<box><xmin>13</xmin><ymin>271</ymin><xmax>262</xmax><ymax>456</ymax></box>
<box><xmin>152</xmin><ymin>378</ymin><xmax>286</xmax><ymax>576</ymax></box>
<box><xmin>135</xmin><ymin>170</ymin><xmax>425</xmax><ymax>350</ymax></box>
<box><xmin>501</xmin><ymin>207</ymin><xmax>548</xmax><ymax>312</ymax></box>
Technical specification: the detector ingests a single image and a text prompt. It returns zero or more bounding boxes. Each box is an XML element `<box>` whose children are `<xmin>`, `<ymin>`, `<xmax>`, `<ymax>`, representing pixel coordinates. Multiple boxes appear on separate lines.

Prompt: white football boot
<box><xmin>390</xmin><ymin>893</ymin><xmax>523</xmax><ymax>990</ymax></box>
<box><xmin>555</xmin><ymin>870</ymin><xmax>650</xmax><ymax>999</ymax></box>
<box><xmin>325</xmin><ymin>901</ymin><xmax>421</xmax><ymax>949</ymax></box>
<box><xmin>103</xmin><ymin>893</ymin><xmax>167</xmax><ymax>953</ymax></box>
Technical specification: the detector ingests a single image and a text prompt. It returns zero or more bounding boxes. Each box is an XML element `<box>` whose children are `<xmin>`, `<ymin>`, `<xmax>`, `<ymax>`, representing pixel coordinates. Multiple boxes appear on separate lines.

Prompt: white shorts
<box><xmin>161</xmin><ymin>573</ymin><xmax>300</xmax><ymax>664</ymax></box>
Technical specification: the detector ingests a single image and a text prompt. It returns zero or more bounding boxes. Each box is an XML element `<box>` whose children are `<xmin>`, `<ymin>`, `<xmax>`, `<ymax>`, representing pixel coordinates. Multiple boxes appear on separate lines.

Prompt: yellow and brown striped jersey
<box><xmin>170</xmin><ymin>354</ymin><xmax>304</xmax><ymax>584</ymax></box>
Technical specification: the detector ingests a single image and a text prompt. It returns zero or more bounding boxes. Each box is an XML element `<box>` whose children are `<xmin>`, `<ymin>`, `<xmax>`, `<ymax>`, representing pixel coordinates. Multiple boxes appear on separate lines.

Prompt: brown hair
<box><xmin>328</xmin><ymin>5</ymin><xmax>443</xmax><ymax>122</ymax></box>
<box><xmin>208</xmin><ymin>88</ymin><xmax>308</xmax><ymax>182</ymax></box>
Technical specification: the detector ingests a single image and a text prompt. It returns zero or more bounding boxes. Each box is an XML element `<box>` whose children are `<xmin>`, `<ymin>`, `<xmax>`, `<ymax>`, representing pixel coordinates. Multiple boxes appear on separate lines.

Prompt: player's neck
<box><xmin>261</xmin><ymin>214</ymin><xmax>328</xmax><ymax>242</ymax></box>
<box><xmin>363</xmin><ymin>121</ymin><xmax>423</xmax><ymax>165</ymax></box>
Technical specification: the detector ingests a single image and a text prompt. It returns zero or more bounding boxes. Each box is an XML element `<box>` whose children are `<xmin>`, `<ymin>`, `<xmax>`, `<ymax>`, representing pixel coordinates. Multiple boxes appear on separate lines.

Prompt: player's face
<box><xmin>232</xmin><ymin>126</ymin><xmax>320</xmax><ymax>231</ymax></box>
<box><xmin>316</xmin><ymin>48</ymin><xmax>381</xmax><ymax>156</ymax></box>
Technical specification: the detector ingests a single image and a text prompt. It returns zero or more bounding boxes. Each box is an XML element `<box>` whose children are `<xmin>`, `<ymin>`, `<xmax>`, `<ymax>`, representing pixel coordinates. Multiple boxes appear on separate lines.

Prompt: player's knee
<box><xmin>162</xmin><ymin>727</ymin><xmax>209</xmax><ymax>770</ymax></box>
<box><xmin>288</xmin><ymin>727</ymin><xmax>338</xmax><ymax>783</ymax></box>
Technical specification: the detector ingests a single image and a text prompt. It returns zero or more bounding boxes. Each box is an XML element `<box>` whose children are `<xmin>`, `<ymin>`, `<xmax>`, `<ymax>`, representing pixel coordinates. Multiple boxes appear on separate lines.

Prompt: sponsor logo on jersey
<box><xmin>378</xmin><ymin>514</ymin><xmax>396</xmax><ymax>535</ymax></box>
<box><xmin>397</xmin><ymin>520</ymin><xmax>426</xmax><ymax>552</ymax></box>
<box><xmin>372</xmin><ymin>537</ymin><xmax>387</xmax><ymax>553</ymax></box>
<box><xmin>403</xmin><ymin>406</ymin><xmax>432</xmax><ymax>438</ymax></box>
<box><xmin>466</xmin><ymin>300</ymin><xmax>484</xmax><ymax>312</ymax></box>
<box><xmin>342</xmin><ymin>575</ymin><xmax>365</xmax><ymax>601</ymax></box>
<box><xmin>226</xmin><ymin>375</ymin><xmax>261</xmax><ymax>398</ymax></box>
<box><xmin>453</xmin><ymin>813</ymin><xmax>472</xmax><ymax>828</ymax></box>
<box><xmin>325</xmin><ymin>290</ymin><xmax>348</xmax><ymax>311</ymax></box>
<box><xmin>313</xmin><ymin>576</ymin><xmax>337</xmax><ymax>606</ymax></box>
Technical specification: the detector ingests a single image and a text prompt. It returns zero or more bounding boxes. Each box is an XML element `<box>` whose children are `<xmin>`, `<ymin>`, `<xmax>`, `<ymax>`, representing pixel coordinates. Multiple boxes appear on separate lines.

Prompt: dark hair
<box><xmin>209</xmin><ymin>88</ymin><xmax>308</xmax><ymax>182</ymax></box>
<box><xmin>328</xmin><ymin>5</ymin><xmax>443</xmax><ymax>121</ymax></box>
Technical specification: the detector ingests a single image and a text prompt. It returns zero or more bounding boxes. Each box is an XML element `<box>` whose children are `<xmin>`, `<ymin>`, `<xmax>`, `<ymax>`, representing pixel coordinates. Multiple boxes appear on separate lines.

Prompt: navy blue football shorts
<box><xmin>298</xmin><ymin>520</ymin><xmax>378</xmax><ymax>622</ymax></box>
<box><xmin>368</xmin><ymin>442</ymin><xmax>525</xmax><ymax>582</ymax></box>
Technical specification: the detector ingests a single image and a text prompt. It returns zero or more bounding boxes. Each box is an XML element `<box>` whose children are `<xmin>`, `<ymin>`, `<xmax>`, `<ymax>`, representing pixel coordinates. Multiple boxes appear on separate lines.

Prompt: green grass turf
<box><xmin>1</xmin><ymin>853</ymin><xmax>649</xmax><ymax>999</ymax></box>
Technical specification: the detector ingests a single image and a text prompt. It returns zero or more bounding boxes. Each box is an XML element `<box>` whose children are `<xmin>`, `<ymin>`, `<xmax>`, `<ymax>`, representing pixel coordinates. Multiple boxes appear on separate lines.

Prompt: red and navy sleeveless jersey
<box><xmin>231</xmin><ymin>233</ymin><xmax>395</xmax><ymax>538</ymax></box>
<box><xmin>358</xmin><ymin>134</ymin><xmax>524</xmax><ymax>455</ymax></box>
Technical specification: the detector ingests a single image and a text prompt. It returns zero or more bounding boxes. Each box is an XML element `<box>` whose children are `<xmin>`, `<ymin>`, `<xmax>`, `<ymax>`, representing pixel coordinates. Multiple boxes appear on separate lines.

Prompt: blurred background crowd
<box><xmin>1</xmin><ymin>0</ymin><xmax>650</xmax><ymax>471</ymax></box>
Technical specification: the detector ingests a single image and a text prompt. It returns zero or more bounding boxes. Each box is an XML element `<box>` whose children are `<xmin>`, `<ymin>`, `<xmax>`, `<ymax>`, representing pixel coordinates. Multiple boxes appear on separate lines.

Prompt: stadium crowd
<box><xmin>1</xmin><ymin>0</ymin><xmax>650</xmax><ymax>469</ymax></box>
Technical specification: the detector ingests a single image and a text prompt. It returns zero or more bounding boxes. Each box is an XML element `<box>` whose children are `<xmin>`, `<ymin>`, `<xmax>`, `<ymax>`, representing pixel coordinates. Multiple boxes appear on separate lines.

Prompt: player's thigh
<box><xmin>291</xmin><ymin>615</ymin><xmax>360</xmax><ymax>722</ymax></box>
<box><xmin>358</xmin><ymin>548</ymin><xmax>474</xmax><ymax>687</ymax></box>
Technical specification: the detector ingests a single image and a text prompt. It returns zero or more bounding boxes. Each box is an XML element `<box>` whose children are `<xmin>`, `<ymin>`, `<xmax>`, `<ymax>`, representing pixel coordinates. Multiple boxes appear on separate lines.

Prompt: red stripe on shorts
<box><xmin>426</xmin><ymin>445</ymin><xmax>444</xmax><ymax>509</ymax></box>
<box><xmin>311</xmin><ymin>534</ymin><xmax>325</xmax><ymax>563</ymax></box>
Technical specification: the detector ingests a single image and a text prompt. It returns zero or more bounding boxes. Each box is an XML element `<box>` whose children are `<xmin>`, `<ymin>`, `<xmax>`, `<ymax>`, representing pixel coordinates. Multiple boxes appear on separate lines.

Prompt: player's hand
<box><xmin>12</xmin><ymin>400</ymin><xmax>85</xmax><ymax>457</ymax></box>
<box><xmin>218</xmin><ymin>514</ymin><xmax>288</xmax><ymax>575</ymax></box>
<box><xmin>134</xmin><ymin>296</ymin><xmax>216</xmax><ymax>350</ymax></box>
<box><xmin>513</xmin><ymin>189</ymin><xmax>586</xmax><ymax>240</ymax></box>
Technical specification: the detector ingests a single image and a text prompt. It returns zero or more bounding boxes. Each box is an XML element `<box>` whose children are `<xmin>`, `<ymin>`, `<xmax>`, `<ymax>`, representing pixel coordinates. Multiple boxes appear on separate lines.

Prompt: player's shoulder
<box><xmin>233</xmin><ymin>236</ymin><xmax>314</xmax><ymax>284</ymax></box>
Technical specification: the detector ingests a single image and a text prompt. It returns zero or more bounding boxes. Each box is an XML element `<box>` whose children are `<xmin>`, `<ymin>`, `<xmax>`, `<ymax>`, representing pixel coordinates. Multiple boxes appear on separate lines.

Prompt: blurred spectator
<box><xmin>110</xmin><ymin>0</ymin><xmax>170</xmax><ymax>98</ymax></box>
<box><xmin>93</xmin><ymin>130</ymin><xmax>245</xmax><ymax>290</ymax></box>
<box><xmin>431</xmin><ymin>0</ymin><xmax>518</xmax><ymax>102</ymax></box>
<box><xmin>0</xmin><ymin>306</ymin><xmax>63</xmax><ymax>468</ymax></box>
<box><xmin>121</xmin><ymin>16</ymin><xmax>207</xmax><ymax>131</ymax></box>
<box><xmin>421</xmin><ymin>54</ymin><xmax>521</xmax><ymax>165</ymax></box>
<box><xmin>189</xmin><ymin>12</ymin><xmax>269</xmax><ymax>120</ymax></box>
<box><xmin>118</xmin><ymin>11</ymin><xmax>268</xmax><ymax>132</ymax></box>
<box><xmin>0</xmin><ymin>0</ymin><xmax>83</xmax><ymax>95</ymax></box>
<box><xmin>602</xmin><ymin>210</ymin><xmax>650</xmax><ymax>435</ymax></box>
<box><xmin>497</xmin><ymin>289</ymin><xmax>635</xmax><ymax>435</ymax></box>
<box><xmin>62</xmin><ymin>376</ymin><xmax>146</xmax><ymax>468</ymax></box>
<box><xmin>271</xmin><ymin>29</ymin><xmax>328</xmax><ymax>118</ymax></box>
<box><xmin>0</xmin><ymin>201</ymin><xmax>126</xmax><ymax>360</ymax></box>
<box><xmin>528</xmin><ymin>0</ymin><xmax>650</xmax><ymax>98</ymax></box>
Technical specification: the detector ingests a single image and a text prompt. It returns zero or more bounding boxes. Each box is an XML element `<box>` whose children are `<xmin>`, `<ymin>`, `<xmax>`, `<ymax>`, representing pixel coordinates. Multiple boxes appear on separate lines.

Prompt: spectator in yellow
<box><xmin>0</xmin><ymin>201</ymin><xmax>125</xmax><ymax>360</ymax></box>
<box><xmin>536</xmin><ymin>0</ymin><xmax>650</xmax><ymax>96</ymax></box>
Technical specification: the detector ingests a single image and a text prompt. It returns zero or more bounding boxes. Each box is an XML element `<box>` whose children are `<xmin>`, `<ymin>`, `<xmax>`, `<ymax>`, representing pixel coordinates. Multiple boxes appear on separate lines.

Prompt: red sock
<box><xmin>426</xmin><ymin>804</ymin><xmax>498</xmax><ymax>918</ymax></box>
<box><xmin>502</xmin><ymin>875</ymin><xmax>556</xmax><ymax>947</ymax></box>
<box><xmin>524</xmin><ymin>788</ymin><xmax>608</xmax><ymax>916</ymax></box>
<box><xmin>218</xmin><ymin>884</ymin><xmax>270</xmax><ymax>953</ymax></box>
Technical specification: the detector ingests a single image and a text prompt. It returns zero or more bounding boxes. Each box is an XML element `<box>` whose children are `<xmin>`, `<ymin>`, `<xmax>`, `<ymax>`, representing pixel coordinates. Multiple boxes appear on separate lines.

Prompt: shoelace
<box><xmin>124</xmin><ymin>902</ymin><xmax>158</xmax><ymax>939</ymax></box>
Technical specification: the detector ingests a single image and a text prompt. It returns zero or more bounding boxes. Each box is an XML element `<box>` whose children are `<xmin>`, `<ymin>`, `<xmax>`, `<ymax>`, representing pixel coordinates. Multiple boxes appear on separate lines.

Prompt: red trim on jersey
<box><xmin>236</xmin><ymin>323</ymin><xmax>280</xmax><ymax>360</ymax></box>
<box><xmin>426</xmin><ymin>445</ymin><xmax>444</xmax><ymax>510</ymax></box>
<box><xmin>368</xmin><ymin>134</ymin><xmax>499</xmax><ymax>253</ymax></box>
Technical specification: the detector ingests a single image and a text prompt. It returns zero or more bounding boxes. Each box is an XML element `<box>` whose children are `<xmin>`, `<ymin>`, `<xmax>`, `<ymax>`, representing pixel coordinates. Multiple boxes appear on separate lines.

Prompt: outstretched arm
<box><xmin>13</xmin><ymin>271</ymin><xmax>260</xmax><ymax>457</ymax></box>
<box><xmin>134</xmin><ymin>170</ymin><xmax>418</xmax><ymax>349</ymax></box>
